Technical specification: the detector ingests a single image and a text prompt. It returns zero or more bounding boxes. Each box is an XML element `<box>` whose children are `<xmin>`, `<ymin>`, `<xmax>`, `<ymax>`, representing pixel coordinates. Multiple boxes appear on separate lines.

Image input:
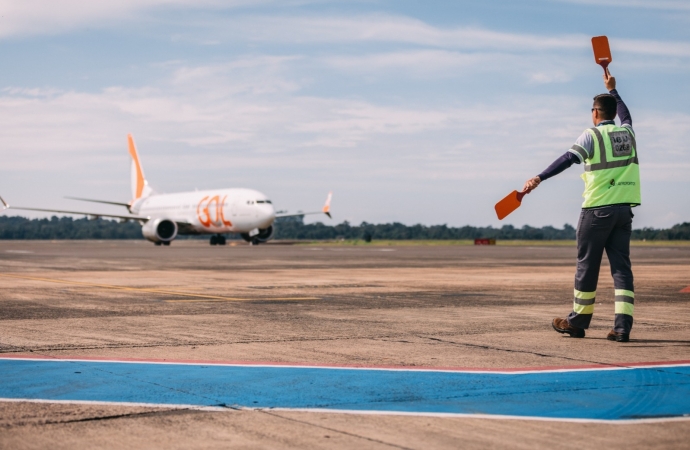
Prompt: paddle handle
<box><xmin>600</xmin><ymin>61</ymin><xmax>610</xmax><ymax>74</ymax></box>
<box><xmin>516</xmin><ymin>190</ymin><xmax>527</xmax><ymax>202</ymax></box>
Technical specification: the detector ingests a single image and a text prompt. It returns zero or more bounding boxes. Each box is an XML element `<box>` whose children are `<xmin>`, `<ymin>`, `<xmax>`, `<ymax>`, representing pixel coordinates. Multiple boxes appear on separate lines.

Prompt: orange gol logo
<box><xmin>197</xmin><ymin>195</ymin><xmax>232</xmax><ymax>228</ymax></box>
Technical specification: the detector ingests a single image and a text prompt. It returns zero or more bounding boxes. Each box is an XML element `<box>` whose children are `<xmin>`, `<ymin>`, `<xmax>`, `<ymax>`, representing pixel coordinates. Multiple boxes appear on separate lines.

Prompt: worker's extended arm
<box><xmin>538</xmin><ymin>152</ymin><xmax>581</xmax><ymax>181</ymax></box>
<box><xmin>522</xmin><ymin>151</ymin><xmax>580</xmax><ymax>192</ymax></box>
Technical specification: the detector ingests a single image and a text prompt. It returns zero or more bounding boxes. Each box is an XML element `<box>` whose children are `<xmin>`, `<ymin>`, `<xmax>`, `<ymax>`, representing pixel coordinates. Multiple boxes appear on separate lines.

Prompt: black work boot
<box><xmin>552</xmin><ymin>318</ymin><xmax>585</xmax><ymax>338</ymax></box>
<box><xmin>607</xmin><ymin>330</ymin><xmax>630</xmax><ymax>342</ymax></box>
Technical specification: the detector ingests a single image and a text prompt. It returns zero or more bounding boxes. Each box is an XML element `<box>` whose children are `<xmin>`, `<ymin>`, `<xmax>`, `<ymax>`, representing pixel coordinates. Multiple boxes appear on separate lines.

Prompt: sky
<box><xmin>1</xmin><ymin>0</ymin><xmax>689</xmax><ymax>229</ymax></box>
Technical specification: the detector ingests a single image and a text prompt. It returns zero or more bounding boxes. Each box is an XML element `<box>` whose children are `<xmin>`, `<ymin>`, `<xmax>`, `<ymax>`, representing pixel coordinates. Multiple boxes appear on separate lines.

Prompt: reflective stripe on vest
<box><xmin>580</xmin><ymin>124</ymin><xmax>642</xmax><ymax>208</ymax></box>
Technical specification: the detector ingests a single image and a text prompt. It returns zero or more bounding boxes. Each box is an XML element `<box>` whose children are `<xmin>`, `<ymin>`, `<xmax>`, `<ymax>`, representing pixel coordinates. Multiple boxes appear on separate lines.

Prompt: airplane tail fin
<box><xmin>128</xmin><ymin>134</ymin><xmax>153</xmax><ymax>202</ymax></box>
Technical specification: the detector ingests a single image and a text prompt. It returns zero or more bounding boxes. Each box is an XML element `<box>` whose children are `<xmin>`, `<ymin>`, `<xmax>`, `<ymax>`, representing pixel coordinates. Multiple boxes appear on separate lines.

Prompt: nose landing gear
<box><xmin>209</xmin><ymin>234</ymin><xmax>227</xmax><ymax>246</ymax></box>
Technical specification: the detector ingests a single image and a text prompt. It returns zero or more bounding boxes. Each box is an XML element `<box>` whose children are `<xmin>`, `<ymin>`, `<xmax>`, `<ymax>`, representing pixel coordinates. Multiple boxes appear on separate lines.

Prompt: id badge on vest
<box><xmin>609</xmin><ymin>131</ymin><xmax>633</xmax><ymax>157</ymax></box>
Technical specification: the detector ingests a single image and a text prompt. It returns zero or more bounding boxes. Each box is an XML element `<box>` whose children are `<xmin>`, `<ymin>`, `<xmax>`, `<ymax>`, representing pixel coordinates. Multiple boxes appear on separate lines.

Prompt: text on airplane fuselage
<box><xmin>197</xmin><ymin>195</ymin><xmax>232</xmax><ymax>228</ymax></box>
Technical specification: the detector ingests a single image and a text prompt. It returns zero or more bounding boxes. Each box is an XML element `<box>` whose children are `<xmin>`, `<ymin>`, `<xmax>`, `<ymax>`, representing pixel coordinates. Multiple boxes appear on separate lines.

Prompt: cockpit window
<box><xmin>256</xmin><ymin>200</ymin><xmax>272</xmax><ymax>204</ymax></box>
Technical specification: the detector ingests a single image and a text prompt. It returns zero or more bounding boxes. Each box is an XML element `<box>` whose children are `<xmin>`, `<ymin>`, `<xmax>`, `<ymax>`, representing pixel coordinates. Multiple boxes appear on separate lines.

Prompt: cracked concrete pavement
<box><xmin>1</xmin><ymin>240</ymin><xmax>689</xmax><ymax>449</ymax></box>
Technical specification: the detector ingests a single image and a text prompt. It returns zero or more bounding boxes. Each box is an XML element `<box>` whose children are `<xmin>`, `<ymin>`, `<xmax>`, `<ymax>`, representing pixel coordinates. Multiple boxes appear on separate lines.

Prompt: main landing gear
<box><xmin>209</xmin><ymin>234</ymin><xmax>226</xmax><ymax>246</ymax></box>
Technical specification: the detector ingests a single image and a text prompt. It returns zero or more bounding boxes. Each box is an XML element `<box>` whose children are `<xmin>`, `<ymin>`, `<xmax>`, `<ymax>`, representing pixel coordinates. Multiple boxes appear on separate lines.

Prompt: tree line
<box><xmin>1</xmin><ymin>215</ymin><xmax>689</xmax><ymax>240</ymax></box>
<box><xmin>274</xmin><ymin>220</ymin><xmax>690</xmax><ymax>241</ymax></box>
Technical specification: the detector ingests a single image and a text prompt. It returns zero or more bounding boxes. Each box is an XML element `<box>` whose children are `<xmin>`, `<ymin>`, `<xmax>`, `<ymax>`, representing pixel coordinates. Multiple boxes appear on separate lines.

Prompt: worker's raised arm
<box><xmin>604</xmin><ymin>70</ymin><xmax>632</xmax><ymax>128</ymax></box>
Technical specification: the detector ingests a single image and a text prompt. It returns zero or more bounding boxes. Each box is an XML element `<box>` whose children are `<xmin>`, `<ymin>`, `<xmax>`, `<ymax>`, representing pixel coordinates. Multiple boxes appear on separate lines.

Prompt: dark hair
<box><xmin>592</xmin><ymin>94</ymin><xmax>617</xmax><ymax>120</ymax></box>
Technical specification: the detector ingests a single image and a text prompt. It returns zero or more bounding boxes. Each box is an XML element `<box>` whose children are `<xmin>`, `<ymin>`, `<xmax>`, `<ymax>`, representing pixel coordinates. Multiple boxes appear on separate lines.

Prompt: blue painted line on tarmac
<box><xmin>1</xmin><ymin>358</ymin><xmax>689</xmax><ymax>421</ymax></box>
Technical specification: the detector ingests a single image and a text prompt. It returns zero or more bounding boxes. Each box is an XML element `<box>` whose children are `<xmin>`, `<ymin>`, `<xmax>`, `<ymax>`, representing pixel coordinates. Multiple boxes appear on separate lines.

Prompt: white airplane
<box><xmin>1</xmin><ymin>134</ymin><xmax>332</xmax><ymax>246</ymax></box>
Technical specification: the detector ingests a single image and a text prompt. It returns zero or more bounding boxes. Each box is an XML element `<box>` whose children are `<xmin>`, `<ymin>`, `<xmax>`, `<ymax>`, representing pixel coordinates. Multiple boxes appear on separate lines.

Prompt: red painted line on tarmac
<box><xmin>680</xmin><ymin>286</ymin><xmax>690</xmax><ymax>293</ymax></box>
<box><xmin>2</xmin><ymin>354</ymin><xmax>689</xmax><ymax>374</ymax></box>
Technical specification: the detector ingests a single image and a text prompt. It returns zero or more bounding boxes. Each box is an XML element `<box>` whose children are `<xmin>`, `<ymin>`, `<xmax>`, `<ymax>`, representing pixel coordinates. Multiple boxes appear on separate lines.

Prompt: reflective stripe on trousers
<box><xmin>573</xmin><ymin>289</ymin><xmax>595</xmax><ymax>315</ymax></box>
<box><xmin>614</xmin><ymin>289</ymin><xmax>634</xmax><ymax>333</ymax></box>
<box><xmin>615</xmin><ymin>289</ymin><xmax>635</xmax><ymax>315</ymax></box>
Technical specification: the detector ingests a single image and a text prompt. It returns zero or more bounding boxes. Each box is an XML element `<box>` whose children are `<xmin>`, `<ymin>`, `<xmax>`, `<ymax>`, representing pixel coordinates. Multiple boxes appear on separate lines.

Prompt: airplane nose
<box><xmin>260</xmin><ymin>204</ymin><xmax>276</xmax><ymax>228</ymax></box>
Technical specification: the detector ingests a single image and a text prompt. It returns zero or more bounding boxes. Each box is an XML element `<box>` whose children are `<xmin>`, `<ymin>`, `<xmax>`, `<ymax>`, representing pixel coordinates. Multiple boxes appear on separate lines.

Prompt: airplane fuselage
<box><xmin>132</xmin><ymin>188</ymin><xmax>276</xmax><ymax>235</ymax></box>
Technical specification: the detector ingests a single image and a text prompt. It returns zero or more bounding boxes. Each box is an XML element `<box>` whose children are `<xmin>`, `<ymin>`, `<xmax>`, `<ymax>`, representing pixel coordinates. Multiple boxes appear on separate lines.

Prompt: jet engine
<box><xmin>241</xmin><ymin>225</ymin><xmax>274</xmax><ymax>244</ymax></box>
<box><xmin>142</xmin><ymin>218</ymin><xmax>178</xmax><ymax>244</ymax></box>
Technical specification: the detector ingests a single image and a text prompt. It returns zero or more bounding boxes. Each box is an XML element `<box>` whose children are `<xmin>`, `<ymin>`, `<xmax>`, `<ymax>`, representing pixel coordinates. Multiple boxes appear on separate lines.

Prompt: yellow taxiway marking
<box><xmin>0</xmin><ymin>273</ymin><xmax>320</xmax><ymax>302</ymax></box>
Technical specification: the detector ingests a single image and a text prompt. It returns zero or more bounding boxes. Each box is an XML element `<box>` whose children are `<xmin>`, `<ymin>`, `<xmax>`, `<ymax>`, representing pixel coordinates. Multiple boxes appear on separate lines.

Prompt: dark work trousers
<box><xmin>567</xmin><ymin>205</ymin><xmax>635</xmax><ymax>333</ymax></box>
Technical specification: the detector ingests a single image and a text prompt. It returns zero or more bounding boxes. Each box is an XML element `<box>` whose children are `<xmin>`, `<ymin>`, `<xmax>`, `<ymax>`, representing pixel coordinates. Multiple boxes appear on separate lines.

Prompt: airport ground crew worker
<box><xmin>522</xmin><ymin>71</ymin><xmax>640</xmax><ymax>342</ymax></box>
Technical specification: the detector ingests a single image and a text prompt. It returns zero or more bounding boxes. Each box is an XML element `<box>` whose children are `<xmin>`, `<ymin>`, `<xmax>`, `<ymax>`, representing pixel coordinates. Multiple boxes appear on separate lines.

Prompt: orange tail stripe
<box><xmin>128</xmin><ymin>134</ymin><xmax>145</xmax><ymax>200</ymax></box>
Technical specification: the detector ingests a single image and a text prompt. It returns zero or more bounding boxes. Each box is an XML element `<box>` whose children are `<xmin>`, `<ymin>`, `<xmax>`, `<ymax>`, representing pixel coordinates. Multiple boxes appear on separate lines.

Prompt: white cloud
<box><xmin>616</xmin><ymin>38</ymin><xmax>690</xmax><ymax>58</ymax></box>
<box><xmin>182</xmin><ymin>14</ymin><xmax>690</xmax><ymax>60</ymax></box>
<box><xmin>324</xmin><ymin>49</ymin><xmax>579</xmax><ymax>83</ymax></box>
<box><xmin>2</xmin><ymin>3</ymin><xmax>689</xmax><ymax>64</ymax></box>
<box><xmin>1</xmin><ymin>59</ymin><xmax>688</xmax><ymax>227</ymax></box>
<box><xmin>2</xmin><ymin>58</ymin><xmax>686</xmax><ymax>180</ymax></box>
<box><xmin>207</xmin><ymin>15</ymin><xmax>586</xmax><ymax>52</ymax></box>
<box><xmin>0</xmin><ymin>0</ymin><xmax>261</xmax><ymax>38</ymax></box>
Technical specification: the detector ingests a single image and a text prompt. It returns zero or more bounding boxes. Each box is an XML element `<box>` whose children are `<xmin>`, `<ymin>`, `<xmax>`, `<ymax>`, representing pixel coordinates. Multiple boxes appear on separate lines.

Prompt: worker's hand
<box><xmin>522</xmin><ymin>176</ymin><xmax>541</xmax><ymax>194</ymax></box>
<box><xmin>604</xmin><ymin>69</ymin><xmax>616</xmax><ymax>91</ymax></box>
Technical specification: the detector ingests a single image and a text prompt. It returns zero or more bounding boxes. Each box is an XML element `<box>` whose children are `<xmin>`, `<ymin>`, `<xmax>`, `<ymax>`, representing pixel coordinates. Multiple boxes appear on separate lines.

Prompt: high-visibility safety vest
<box><xmin>574</xmin><ymin>124</ymin><xmax>641</xmax><ymax>208</ymax></box>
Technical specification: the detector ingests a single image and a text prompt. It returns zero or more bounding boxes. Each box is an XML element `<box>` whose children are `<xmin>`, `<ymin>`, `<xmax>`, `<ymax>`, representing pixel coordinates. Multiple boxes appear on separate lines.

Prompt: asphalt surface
<box><xmin>1</xmin><ymin>240</ymin><xmax>689</xmax><ymax>449</ymax></box>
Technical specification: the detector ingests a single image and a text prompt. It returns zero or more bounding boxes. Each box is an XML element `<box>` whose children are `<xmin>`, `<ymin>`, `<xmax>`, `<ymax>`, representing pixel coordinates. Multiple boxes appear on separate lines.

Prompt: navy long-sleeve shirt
<box><xmin>538</xmin><ymin>89</ymin><xmax>632</xmax><ymax>181</ymax></box>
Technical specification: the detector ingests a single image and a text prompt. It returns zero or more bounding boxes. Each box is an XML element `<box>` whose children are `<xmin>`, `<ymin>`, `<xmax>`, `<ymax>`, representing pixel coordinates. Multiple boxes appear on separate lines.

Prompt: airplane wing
<box><xmin>65</xmin><ymin>197</ymin><xmax>131</xmax><ymax>208</ymax></box>
<box><xmin>1</xmin><ymin>196</ymin><xmax>148</xmax><ymax>221</ymax></box>
<box><xmin>275</xmin><ymin>191</ymin><xmax>332</xmax><ymax>219</ymax></box>
<box><xmin>1</xmin><ymin>196</ymin><xmax>197</xmax><ymax>233</ymax></box>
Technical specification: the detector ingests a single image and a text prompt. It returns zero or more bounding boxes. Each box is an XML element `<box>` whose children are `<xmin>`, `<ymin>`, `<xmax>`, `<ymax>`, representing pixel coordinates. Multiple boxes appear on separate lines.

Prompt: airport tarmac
<box><xmin>1</xmin><ymin>240</ymin><xmax>689</xmax><ymax>449</ymax></box>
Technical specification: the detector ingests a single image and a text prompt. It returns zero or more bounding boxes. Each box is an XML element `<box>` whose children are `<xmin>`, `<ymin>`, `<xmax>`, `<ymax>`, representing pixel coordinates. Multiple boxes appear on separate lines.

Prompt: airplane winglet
<box><xmin>322</xmin><ymin>191</ymin><xmax>333</xmax><ymax>218</ymax></box>
<box><xmin>0</xmin><ymin>196</ymin><xmax>9</xmax><ymax>210</ymax></box>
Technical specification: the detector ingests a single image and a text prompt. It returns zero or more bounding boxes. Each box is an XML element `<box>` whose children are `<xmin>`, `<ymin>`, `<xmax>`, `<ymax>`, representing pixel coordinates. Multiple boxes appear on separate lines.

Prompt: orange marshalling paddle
<box><xmin>494</xmin><ymin>190</ymin><xmax>528</xmax><ymax>220</ymax></box>
<box><xmin>592</xmin><ymin>36</ymin><xmax>612</xmax><ymax>74</ymax></box>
